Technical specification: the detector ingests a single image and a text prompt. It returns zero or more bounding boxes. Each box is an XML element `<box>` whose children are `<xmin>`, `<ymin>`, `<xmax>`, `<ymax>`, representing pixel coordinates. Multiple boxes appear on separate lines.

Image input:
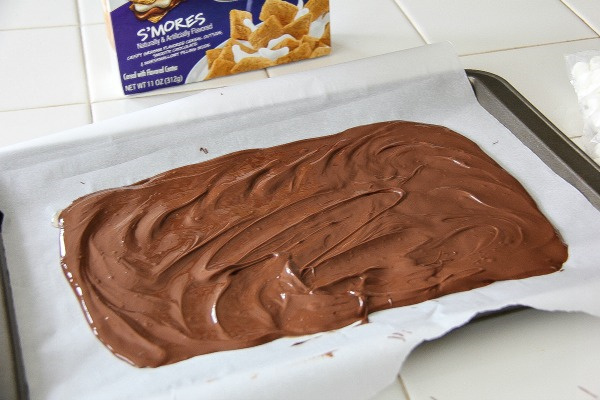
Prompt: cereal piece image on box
<box><xmin>249</xmin><ymin>15</ymin><xmax>285</xmax><ymax>48</ymax></box>
<box><xmin>230</xmin><ymin>9</ymin><xmax>254</xmax><ymax>40</ymax></box>
<box><xmin>129</xmin><ymin>0</ymin><xmax>185</xmax><ymax>23</ymax></box>
<box><xmin>202</xmin><ymin>0</ymin><xmax>331</xmax><ymax>80</ymax></box>
<box><xmin>260</xmin><ymin>0</ymin><xmax>298</xmax><ymax>25</ymax></box>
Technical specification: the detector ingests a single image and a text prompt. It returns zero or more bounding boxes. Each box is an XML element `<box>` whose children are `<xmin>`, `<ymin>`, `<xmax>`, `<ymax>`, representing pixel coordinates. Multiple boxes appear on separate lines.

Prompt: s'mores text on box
<box><xmin>103</xmin><ymin>0</ymin><xmax>331</xmax><ymax>95</ymax></box>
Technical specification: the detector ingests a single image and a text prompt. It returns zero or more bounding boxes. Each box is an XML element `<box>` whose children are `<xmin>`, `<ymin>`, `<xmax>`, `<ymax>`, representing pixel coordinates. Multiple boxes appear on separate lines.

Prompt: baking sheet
<box><xmin>1</xmin><ymin>43</ymin><xmax>599</xmax><ymax>400</ymax></box>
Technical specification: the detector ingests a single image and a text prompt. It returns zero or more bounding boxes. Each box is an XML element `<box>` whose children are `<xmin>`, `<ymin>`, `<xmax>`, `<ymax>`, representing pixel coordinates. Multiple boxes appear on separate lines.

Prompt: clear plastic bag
<box><xmin>566</xmin><ymin>50</ymin><xmax>600</xmax><ymax>163</ymax></box>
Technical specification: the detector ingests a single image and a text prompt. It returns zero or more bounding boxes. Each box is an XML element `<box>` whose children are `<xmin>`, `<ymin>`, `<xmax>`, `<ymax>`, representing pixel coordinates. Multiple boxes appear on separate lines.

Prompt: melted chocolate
<box><xmin>59</xmin><ymin>121</ymin><xmax>567</xmax><ymax>367</ymax></box>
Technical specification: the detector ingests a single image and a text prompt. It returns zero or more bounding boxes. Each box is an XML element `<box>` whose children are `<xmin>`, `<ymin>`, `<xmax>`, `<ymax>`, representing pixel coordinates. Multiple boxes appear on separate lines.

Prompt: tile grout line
<box><xmin>0</xmin><ymin>25</ymin><xmax>75</xmax><ymax>32</ymax></box>
<box><xmin>397</xmin><ymin>374</ymin><xmax>413</xmax><ymax>400</ymax></box>
<box><xmin>390</xmin><ymin>0</ymin><xmax>429</xmax><ymax>45</ymax></box>
<box><xmin>0</xmin><ymin>103</ymin><xmax>90</xmax><ymax>114</ymax></box>
<box><xmin>74</xmin><ymin>0</ymin><xmax>95</xmax><ymax>124</ymax></box>
<box><xmin>560</xmin><ymin>0</ymin><xmax>600</xmax><ymax>37</ymax></box>
<box><xmin>0</xmin><ymin>22</ymin><xmax>105</xmax><ymax>33</ymax></box>
<box><xmin>458</xmin><ymin>37</ymin><xmax>600</xmax><ymax>58</ymax></box>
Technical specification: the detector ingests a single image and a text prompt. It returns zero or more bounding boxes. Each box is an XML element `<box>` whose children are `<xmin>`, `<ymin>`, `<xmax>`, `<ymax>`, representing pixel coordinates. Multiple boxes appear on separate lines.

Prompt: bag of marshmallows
<box><xmin>566</xmin><ymin>50</ymin><xmax>600</xmax><ymax>163</ymax></box>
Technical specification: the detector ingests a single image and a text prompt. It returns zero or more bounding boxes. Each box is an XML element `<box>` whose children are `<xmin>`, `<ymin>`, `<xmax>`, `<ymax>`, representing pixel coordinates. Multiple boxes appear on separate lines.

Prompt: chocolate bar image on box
<box><xmin>129</xmin><ymin>0</ymin><xmax>185</xmax><ymax>23</ymax></box>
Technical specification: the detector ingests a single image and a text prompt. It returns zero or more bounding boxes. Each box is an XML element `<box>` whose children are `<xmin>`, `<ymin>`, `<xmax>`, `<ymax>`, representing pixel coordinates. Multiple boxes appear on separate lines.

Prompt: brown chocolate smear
<box><xmin>58</xmin><ymin>121</ymin><xmax>567</xmax><ymax>367</ymax></box>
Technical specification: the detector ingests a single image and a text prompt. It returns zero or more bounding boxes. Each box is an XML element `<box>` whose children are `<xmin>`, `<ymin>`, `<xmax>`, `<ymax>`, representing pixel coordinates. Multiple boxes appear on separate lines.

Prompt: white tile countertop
<box><xmin>1</xmin><ymin>1</ymin><xmax>600</xmax><ymax>399</ymax></box>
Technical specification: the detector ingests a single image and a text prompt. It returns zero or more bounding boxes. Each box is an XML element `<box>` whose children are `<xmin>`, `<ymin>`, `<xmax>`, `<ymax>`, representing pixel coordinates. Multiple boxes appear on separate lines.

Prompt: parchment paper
<box><xmin>1</xmin><ymin>43</ymin><xmax>599</xmax><ymax>400</ymax></box>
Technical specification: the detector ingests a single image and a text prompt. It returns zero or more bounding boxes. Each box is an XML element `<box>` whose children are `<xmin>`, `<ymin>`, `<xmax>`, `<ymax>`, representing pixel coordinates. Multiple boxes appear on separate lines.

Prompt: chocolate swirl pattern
<box><xmin>59</xmin><ymin>121</ymin><xmax>568</xmax><ymax>367</ymax></box>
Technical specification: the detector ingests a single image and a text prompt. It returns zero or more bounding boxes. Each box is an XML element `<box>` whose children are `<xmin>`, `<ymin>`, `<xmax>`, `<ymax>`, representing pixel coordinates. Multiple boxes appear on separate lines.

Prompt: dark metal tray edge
<box><xmin>0</xmin><ymin>212</ymin><xmax>28</xmax><ymax>400</ymax></box>
<box><xmin>467</xmin><ymin>69</ymin><xmax>600</xmax><ymax>211</ymax></box>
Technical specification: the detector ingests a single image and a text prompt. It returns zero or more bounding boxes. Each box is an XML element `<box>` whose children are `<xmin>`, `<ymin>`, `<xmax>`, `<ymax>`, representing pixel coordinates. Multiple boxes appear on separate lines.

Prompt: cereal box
<box><xmin>103</xmin><ymin>0</ymin><xmax>331</xmax><ymax>94</ymax></box>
